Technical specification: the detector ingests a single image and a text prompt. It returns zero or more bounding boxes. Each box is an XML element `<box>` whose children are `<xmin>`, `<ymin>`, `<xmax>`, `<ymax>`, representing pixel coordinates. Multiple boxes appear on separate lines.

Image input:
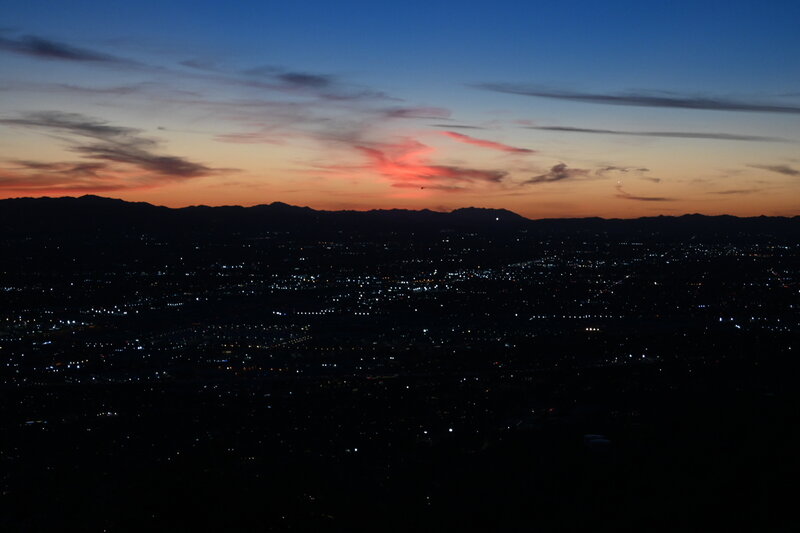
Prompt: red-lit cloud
<box><xmin>354</xmin><ymin>138</ymin><xmax>507</xmax><ymax>189</ymax></box>
<box><xmin>440</xmin><ymin>131</ymin><xmax>535</xmax><ymax>153</ymax></box>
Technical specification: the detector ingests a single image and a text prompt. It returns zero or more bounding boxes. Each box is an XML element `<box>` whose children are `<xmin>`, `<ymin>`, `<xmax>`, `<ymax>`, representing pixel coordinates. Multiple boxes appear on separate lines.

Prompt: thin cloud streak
<box><xmin>531</xmin><ymin>125</ymin><xmax>783</xmax><ymax>142</ymax></box>
<box><xmin>392</xmin><ymin>183</ymin><xmax>467</xmax><ymax>192</ymax></box>
<box><xmin>383</xmin><ymin>107</ymin><xmax>451</xmax><ymax>119</ymax></box>
<box><xmin>615</xmin><ymin>183</ymin><xmax>675</xmax><ymax>202</ymax></box>
<box><xmin>710</xmin><ymin>188</ymin><xmax>763</xmax><ymax>195</ymax></box>
<box><xmin>430</xmin><ymin>124</ymin><xmax>484</xmax><ymax>130</ymax></box>
<box><xmin>0</xmin><ymin>33</ymin><xmax>141</xmax><ymax>66</ymax></box>
<box><xmin>748</xmin><ymin>164</ymin><xmax>800</xmax><ymax>176</ymax></box>
<box><xmin>0</xmin><ymin>111</ymin><xmax>140</xmax><ymax>139</ymax></box>
<box><xmin>478</xmin><ymin>84</ymin><xmax>800</xmax><ymax>114</ymax></box>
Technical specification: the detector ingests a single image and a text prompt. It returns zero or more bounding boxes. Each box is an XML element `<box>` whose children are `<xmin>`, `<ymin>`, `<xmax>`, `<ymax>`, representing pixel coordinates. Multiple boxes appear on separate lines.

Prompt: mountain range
<box><xmin>0</xmin><ymin>195</ymin><xmax>797</xmax><ymax>240</ymax></box>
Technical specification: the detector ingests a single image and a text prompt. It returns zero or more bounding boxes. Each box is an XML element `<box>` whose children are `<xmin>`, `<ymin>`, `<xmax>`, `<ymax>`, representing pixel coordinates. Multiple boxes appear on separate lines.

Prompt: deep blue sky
<box><xmin>8</xmin><ymin>1</ymin><xmax>799</xmax><ymax>87</ymax></box>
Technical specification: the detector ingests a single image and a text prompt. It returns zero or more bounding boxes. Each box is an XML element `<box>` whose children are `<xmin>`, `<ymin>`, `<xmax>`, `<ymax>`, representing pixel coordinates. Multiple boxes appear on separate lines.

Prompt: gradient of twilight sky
<box><xmin>1</xmin><ymin>0</ymin><xmax>799</xmax><ymax>218</ymax></box>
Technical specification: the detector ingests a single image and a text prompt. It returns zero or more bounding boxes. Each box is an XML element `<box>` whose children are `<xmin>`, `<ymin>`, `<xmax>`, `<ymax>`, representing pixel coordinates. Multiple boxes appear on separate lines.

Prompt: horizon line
<box><xmin>1</xmin><ymin>193</ymin><xmax>798</xmax><ymax>221</ymax></box>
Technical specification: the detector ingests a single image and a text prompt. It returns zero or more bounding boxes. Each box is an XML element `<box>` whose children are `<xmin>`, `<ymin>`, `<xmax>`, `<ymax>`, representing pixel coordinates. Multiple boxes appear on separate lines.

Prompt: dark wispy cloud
<box><xmin>382</xmin><ymin>107</ymin><xmax>451</xmax><ymax>119</ymax></box>
<box><xmin>594</xmin><ymin>165</ymin><xmax>661</xmax><ymax>183</ymax></box>
<box><xmin>477</xmin><ymin>84</ymin><xmax>800</xmax><ymax>114</ymax></box>
<box><xmin>53</xmin><ymin>83</ymin><xmax>151</xmax><ymax>95</ymax></box>
<box><xmin>1</xmin><ymin>111</ymin><xmax>140</xmax><ymax>141</ymax></box>
<box><xmin>0</xmin><ymin>32</ymin><xmax>393</xmax><ymax>105</ymax></box>
<box><xmin>747</xmin><ymin>164</ymin><xmax>800</xmax><ymax>176</ymax></box>
<box><xmin>1</xmin><ymin>80</ymin><xmax>202</xmax><ymax>100</ymax></box>
<box><xmin>0</xmin><ymin>33</ymin><xmax>446</xmax><ymax>168</ymax></box>
<box><xmin>69</xmin><ymin>143</ymin><xmax>212</xmax><ymax>177</ymax></box>
<box><xmin>0</xmin><ymin>160</ymin><xmax>123</xmax><ymax>192</ymax></box>
<box><xmin>244</xmin><ymin>66</ymin><xmax>334</xmax><ymax>89</ymax></box>
<box><xmin>240</xmin><ymin>65</ymin><xmax>393</xmax><ymax>102</ymax></box>
<box><xmin>615</xmin><ymin>183</ymin><xmax>675</xmax><ymax>202</ymax></box>
<box><xmin>0</xmin><ymin>32</ymin><xmax>140</xmax><ymax>66</ymax></box>
<box><xmin>13</xmin><ymin>160</ymin><xmax>106</xmax><ymax>174</ymax></box>
<box><xmin>0</xmin><ymin>112</ymin><xmax>223</xmax><ymax>191</ymax></box>
<box><xmin>392</xmin><ymin>183</ymin><xmax>467</xmax><ymax>192</ymax></box>
<box><xmin>0</xmin><ymin>173</ymin><xmax>126</xmax><ymax>193</ymax></box>
<box><xmin>429</xmin><ymin>123</ymin><xmax>484</xmax><ymax>130</ymax></box>
<box><xmin>523</xmin><ymin>163</ymin><xmax>589</xmax><ymax>185</ymax></box>
<box><xmin>595</xmin><ymin>166</ymin><xmax>650</xmax><ymax>175</ymax></box>
<box><xmin>213</xmin><ymin>103</ymin><xmax>454</xmax><ymax>149</ymax></box>
<box><xmin>179</xmin><ymin>58</ymin><xmax>219</xmax><ymax>71</ymax></box>
<box><xmin>531</xmin><ymin>125</ymin><xmax>783</xmax><ymax>142</ymax></box>
<box><xmin>277</xmin><ymin>72</ymin><xmax>333</xmax><ymax>89</ymax></box>
<box><xmin>213</xmin><ymin>132</ymin><xmax>286</xmax><ymax>145</ymax></box>
<box><xmin>709</xmin><ymin>188</ymin><xmax>763</xmax><ymax>195</ymax></box>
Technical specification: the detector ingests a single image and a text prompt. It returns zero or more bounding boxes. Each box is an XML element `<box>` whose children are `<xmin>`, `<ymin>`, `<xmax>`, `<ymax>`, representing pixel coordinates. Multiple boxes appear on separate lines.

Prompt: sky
<box><xmin>1</xmin><ymin>0</ymin><xmax>799</xmax><ymax>218</ymax></box>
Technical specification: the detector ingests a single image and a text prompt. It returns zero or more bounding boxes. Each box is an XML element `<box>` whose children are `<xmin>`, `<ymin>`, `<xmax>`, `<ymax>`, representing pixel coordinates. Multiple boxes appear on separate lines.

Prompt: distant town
<box><xmin>1</xmin><ymin>196</ymin><xmax>797</xmax><ymax>530</ymax></box>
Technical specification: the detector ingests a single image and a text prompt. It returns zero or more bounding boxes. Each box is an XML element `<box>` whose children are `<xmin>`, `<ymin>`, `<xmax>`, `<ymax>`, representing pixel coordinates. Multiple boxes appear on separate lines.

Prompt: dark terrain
<box><xmin>1</xmin><ymin>196</ymin><xmax>798</xmax><ymax>531</ymax></box>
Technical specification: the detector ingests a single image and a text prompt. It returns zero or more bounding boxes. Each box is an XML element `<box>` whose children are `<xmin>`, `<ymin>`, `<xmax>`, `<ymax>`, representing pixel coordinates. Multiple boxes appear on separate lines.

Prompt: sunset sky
<box><xmin>1</xmin><ymin>0</ymin><xmax>799</xmax><ymax>218</ymax></box>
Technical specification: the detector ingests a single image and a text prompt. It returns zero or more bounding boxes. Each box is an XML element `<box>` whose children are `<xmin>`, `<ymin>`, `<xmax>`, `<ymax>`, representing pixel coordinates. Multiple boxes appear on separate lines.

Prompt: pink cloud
<box><xmin>354</xmin><ymin>138</ymin><xmax>507</xmax><ymax>188</ymax></box>
<box><xmin>440</xmin><ymin>131</ymin><xmax>535</xmax><ymax>153</ymax></box>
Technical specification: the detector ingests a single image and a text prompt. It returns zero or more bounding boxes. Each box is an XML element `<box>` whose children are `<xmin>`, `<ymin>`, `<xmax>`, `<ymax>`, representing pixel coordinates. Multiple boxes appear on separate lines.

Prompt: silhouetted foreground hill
<box><xmin>0</xmin><ymin>195</ymin><xmax>798</xmax><ymax>240</ymax></box>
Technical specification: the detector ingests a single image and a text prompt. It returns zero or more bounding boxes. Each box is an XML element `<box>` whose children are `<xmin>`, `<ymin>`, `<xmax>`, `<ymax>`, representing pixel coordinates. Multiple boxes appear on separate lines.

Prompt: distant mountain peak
<box><xmin>450</xmin><ymin>207</ymin><xmax>526</xmax><ymax>220</ymax></box>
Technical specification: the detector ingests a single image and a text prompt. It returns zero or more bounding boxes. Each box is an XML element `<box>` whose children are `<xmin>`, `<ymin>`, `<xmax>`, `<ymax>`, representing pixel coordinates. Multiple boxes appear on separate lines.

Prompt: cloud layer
<box><xmin>0</xmin><ymin>112</ymin><xmax>221</xmax><ymax>192</ymax></box>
